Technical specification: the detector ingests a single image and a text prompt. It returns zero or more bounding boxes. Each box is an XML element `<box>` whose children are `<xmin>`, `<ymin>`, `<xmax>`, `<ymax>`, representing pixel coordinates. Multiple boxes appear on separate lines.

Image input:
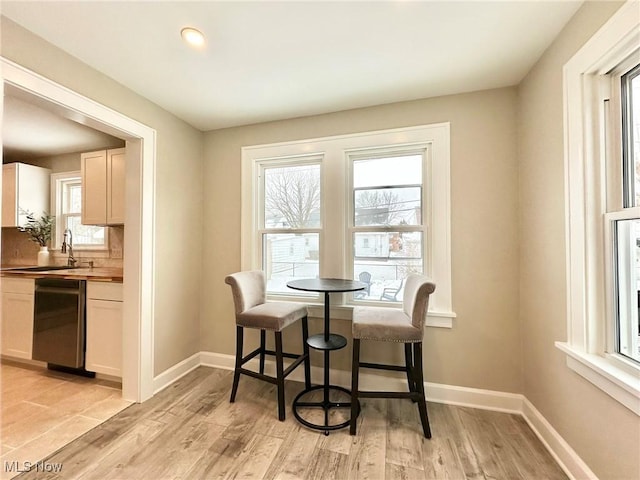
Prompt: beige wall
<box><xmin>203</xmin><ymin>87</ymin><xmax>522</xmax><ymax>393</ymax></box>
<box><xmin>1</xmin><ymin>17</ymin><xmax>204</xmax><ymax>376</ymax></box>
<box><xmin>518</xmin><ymin>1</ymin><xmax>639</xmax><ymax>479</ymax></box>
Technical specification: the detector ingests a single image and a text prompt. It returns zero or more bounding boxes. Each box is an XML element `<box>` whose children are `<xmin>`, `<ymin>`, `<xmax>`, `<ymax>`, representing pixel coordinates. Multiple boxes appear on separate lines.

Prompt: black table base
<box><xmin>292</xmin><ymin>385</ymin><xmax>358</xmax><ymax>434</ymax></box>
<box><xmin>286</xmin><ymin>279</ymin><xmax>366</xmax><ymax>435</ymax></box>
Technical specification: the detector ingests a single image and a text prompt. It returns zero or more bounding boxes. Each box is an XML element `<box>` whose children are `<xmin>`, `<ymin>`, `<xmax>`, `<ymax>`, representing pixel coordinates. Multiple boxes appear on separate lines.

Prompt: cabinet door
<box><xmin>2</xmin><ymin>164</ymin><xmax>17</xmax><ymax>227</ymax></box>
<box><xmin>3</xmin><ymin>163</ymin><xmax>52</xmax><ymax>228</ymax></box>
<box><xmin>86</xmin><ymin>299</ymin><xmax>122</xmax><ymax>377</ymax></box>
<box><xmin>106</xmin><ymin>148</ymin><xmax>126</xmax><ymax>224</ymax></box>
<box><xmin>81</xmin><ymin>150</ymin><xmax>108</xmax><ymax>225</ymax></box>
<box><xmin>1</xmin><ymin>292</ymin><xmax>35</xmax><ymax>359</ymax></box>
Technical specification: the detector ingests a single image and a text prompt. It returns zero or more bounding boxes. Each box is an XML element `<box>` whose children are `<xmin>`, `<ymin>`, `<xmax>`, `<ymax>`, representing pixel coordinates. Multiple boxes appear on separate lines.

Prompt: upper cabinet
<box><xmin>81</xmin><ymin>148</ymin><xmax>125</xmax><ymax>225</ymax></box>
<box><xmin>1</xmin><ymin>163</ymin><xmax>52</xmax><ymax>228</ymax></box>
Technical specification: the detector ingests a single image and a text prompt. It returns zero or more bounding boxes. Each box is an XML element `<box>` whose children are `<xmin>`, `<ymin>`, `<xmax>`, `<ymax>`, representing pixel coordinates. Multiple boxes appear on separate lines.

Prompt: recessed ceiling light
<box><xmin>181</xmin><ymin>27</ymin><xmax>205</xmax><ymax>48</ymax></box>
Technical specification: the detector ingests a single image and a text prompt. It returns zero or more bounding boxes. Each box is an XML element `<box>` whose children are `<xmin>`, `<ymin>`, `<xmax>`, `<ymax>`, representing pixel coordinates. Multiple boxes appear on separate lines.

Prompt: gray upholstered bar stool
<box><xmin>225</xmin><ymin>270</ymin><xmax>311</xmax><ymax>421</ymax></box>
<box><xmin>350</xmin><ymin>274</ymin><xmax>436</xmax><ymax>438</ymax></box>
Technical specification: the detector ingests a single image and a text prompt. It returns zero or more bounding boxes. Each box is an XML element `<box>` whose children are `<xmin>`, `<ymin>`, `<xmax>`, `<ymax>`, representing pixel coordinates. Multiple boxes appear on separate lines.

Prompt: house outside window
<box><xmin>51</xmin><ymin>171</ymin><xmax>107</xmax><ymax>250</ymax></box>
<box><xmin>241</xmin><ymin>124</ymin><xmax>454</xmax><ymax>327</ymax></box>
<box><xmin>559</xmin><ymin>1</ymin><xmax>640</xmax><ymax>415</ymax></box>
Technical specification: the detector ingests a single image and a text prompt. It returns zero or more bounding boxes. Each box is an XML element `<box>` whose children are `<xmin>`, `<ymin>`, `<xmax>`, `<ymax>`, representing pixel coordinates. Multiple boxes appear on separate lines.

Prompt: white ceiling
<box><xmin>2</xmin><ymin>0</ymin><xmax>583</xmax><ymax>149</ymax></box>
<box><xmin>3</xmin><ymin>93</ymin><xmax>123</xmax><ymax>161</ymax></box>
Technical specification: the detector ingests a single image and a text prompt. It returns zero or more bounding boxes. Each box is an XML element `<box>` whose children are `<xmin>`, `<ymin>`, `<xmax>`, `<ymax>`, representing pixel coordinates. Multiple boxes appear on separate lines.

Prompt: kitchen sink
<box><xmin>5</xmin><ymin>265</ymin><xmax>77</xmax><ymax>272</ymax></box>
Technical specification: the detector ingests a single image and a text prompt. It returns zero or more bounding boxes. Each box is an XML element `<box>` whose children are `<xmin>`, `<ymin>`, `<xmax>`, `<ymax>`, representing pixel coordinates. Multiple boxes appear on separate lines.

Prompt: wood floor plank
<box><xmin>304</xmin><ymin>448</ymin><xmax>350</xmax><ymax>480</ymax></box>
<box><xmin>422</xmin><ymin>436</ymin><xmax>466</xmax><ymax>480</ymax></box>
<box><xmin>73</xmin><ymin>418</ymin><xmax>167</xmax><ymax>480</ymax></box>
<box><xmin>347</xmin><ymin>399</ymin><xmax>386</xmax><ymax>480</ymax></box>
<box><xmin>223</xmin><ymin>432</ymin><xmax>283</xmax><ymax>480</ymax></box>
<box><xmin>457</xmin><ymin>407</ymin><xmax>510</xmax><ymax>479</ymax></box>
<box><xmin>10</xmin><ymin>366</ymin><xmax>568</xmax><ymax>480</ymax></box>
<box><xmin>182</xmin><ymin>434</ymin><xmax>249</xmax><ymax>479</ymax></box>
<box><xmin>385</xmin><ymin>399</ymin><xmax>425</xmax><ymax>471</ymax></box>
<box><xmin>262</xmin><ymin>424</ymin><xmax>319</xmax><ymax>480</ymax></box>
<box><xmin>114</xmin><ymin>412</ymin><xmax>224</xmax><ymax>479</ymax></box>
<box><xmin>386</xmin><ymin>461</ymin><xmax>427</xmax><ymax>480</ymax></box>
<box><xmin>439</xmin><ymin>404</ymin><xmax>486</xmax><ymax>480</ymax></box>
<box><xmin>506</xmin><ymin>416</ymin><xmax>568</xmax><ymax>480</ymax></box>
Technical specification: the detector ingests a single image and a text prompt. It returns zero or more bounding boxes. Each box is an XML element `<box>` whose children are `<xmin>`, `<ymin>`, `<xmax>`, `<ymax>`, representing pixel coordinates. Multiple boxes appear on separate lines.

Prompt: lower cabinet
<box><xmin>1</xmin><ymin>278</ymin><xmax>35</xmax><ymax>359</ymax></box>
<box><xmin>86</xmin><ymin>281</ymin><xmax>122</xmax><ymax>377</ymax></box>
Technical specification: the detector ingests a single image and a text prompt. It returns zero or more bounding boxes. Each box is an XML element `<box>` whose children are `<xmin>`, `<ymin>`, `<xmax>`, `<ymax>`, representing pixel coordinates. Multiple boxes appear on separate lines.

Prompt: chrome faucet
<box><xmin>61</xmin><ymin>228</ymin><xmax>76</xmax><ymax>267</ymax></box>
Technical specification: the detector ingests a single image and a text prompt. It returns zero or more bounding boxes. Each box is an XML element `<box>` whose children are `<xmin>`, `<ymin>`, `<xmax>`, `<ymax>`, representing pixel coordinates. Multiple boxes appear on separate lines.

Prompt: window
<box><xmin>614</xmin><ymin>65</ymin><xmax>640</xmax><ymax>363</ymax></box>
<box><xmin>51</xmin><ymin>172</ymin><xmax>107</xmax><ymax>250</ymax></box>
<box><xmin>351</xmin><ymin>152</ymin><xmax>424</xmax><ymax>302</ymax></box>
<box><xmin>259</xmin><ymin>159</ymin><xmax>321</xmax><ymax>295</ymax></box>
<box><xmin>242</xmin><ymin>124</ymin><xmax>454</xmax><ymax>327</ymax></box>
<box><xmin>559</xmin><ymin>1</ymin><xmax>640</xmax><ymax>415</ymax></box>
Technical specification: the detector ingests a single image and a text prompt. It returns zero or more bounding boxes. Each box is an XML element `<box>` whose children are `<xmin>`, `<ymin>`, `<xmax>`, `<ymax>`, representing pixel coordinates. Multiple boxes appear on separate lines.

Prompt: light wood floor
<box><xmin>10</xmin><ymin>366</ymin><xmax>567</xmax><ymax>480</ymax></box>
<box><xmin>0</xmin><ymin>361</ymin><xmax>130</xmax><ymax>480</ymax></box>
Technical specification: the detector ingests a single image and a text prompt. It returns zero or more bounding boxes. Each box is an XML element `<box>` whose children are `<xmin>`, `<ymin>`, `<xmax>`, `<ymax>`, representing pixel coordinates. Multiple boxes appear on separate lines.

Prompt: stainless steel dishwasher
<box><xmin>32</xmin><ymin>278</ymin><xmax>89</xmax><ymax>372</ymax></box>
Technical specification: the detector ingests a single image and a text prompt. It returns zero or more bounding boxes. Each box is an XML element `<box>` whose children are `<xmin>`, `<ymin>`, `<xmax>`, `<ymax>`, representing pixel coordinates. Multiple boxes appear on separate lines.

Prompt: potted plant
<box><xmin>17</xmin><ymin>210</ymin><xmax>55</xmax><ymax>266</ymax></box>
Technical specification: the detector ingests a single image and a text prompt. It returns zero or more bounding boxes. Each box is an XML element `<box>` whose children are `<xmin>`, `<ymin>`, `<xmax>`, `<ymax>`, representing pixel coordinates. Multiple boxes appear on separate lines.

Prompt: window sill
<box><xmin>555</xmin><ymin>342</ymin><xmax>640</xmax><ymax>416</ymax></box>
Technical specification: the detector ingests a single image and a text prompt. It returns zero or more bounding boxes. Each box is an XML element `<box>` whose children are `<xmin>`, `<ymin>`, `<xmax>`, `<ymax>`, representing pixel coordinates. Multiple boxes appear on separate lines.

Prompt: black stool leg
<box><xmin>413</xmin><ymin>342</ymin><xmax>431</xmax><ymax>438</ymax></box>
<box><xmin>302</xmin><ymin>316</ymin><xmax>311</xmax><ymax>389</ymax></box>
<box><xmin>259</xmin><ymin>330</ymin><xmax>266</xmax><ymax>375</ymax></box>
<box><xmin>230</xmin><ymin>326</ymin><xmax>243</xmax><ymax>403</ymax></box>
<box><xmin>350</xmin><ymin>338</ymin><xmax>361</xmax><ymax>435</ymax></box>
<box><xmin>275</xmin><ymin>331</ymin><xmax>286</xmax><ymax>421</ymax></box>
<box><xmin>404</xmin><ymin>343</ymin><xmax>416</xmax><ymax>399</ymax></box>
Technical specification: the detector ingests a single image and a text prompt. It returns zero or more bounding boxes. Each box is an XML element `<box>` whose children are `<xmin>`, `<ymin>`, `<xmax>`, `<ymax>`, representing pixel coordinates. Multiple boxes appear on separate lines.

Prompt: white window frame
<box><xmin>558</xmin><ymin>0</ymin><xmax>640</xmax><ymax>415</ymax></box>
<box><xmin>50</xmin><ymin>171</ymin><xmax>108</xmax><ymax>251</ymax></box>
<box><xmin>241</xmin><ymin>123</ymin><xmax>454</xmax><ymax>328</ymax></box>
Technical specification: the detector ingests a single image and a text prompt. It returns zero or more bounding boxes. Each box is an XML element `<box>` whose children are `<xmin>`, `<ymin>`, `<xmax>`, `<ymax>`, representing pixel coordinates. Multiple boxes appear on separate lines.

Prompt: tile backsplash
<box><xmin>1</xmin><ymin>225</ymin><xmax>125</xmax><ymax>268</ymax></box>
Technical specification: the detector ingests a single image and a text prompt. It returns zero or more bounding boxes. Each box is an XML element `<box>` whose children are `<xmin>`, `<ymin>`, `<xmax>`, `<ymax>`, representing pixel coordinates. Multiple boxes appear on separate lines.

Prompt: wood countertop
<box><xmin>1</xmin><ymin>267</ymin><xmax>123</xmax><ymax>283</ymax></box>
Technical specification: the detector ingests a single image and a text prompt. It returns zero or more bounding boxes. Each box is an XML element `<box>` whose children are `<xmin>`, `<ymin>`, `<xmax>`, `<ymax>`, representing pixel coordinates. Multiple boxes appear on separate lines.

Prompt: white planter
<box><xmin>37</xmin><ymin>246</ymin><xmax>50</xmax><ymax>266</ymax></box>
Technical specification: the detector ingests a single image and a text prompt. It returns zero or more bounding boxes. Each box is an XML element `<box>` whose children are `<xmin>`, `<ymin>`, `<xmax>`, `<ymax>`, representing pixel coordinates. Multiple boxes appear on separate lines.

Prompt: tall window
<box><xmin>242</xmin><ymin>124</ymin><xmax>454</xmax><ymax>327</ymax></box>
<box><xmin>560</xmin><ymin>0</ymin><xmax>639</xmax><ymax>415</ymax></box>
<box><xmin>259</xmin><ymin>159</ymin><xmax>321</xmax><ymax>294</ymax></box>
<box><xmin>351</xmin><ymin>152</ymin><xmax>424</xmax><ymax>302</ymax></box>
<box><xmin>615</xmin><ymin>65</ymin><xmax>640</xmax><ymax>363</ymax></box>
<box><xmin>51</xmin><ymin>172</ymin><xmax>106</xmax><ymax>250</ymax></box>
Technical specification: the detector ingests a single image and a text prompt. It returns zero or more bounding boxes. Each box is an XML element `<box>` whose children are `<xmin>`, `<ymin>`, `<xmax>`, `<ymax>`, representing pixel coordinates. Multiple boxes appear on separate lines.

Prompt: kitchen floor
<box><xmin>0</xmin><ymin>360</ymin><xmax>131</xmax><ymax>480</ymax></box>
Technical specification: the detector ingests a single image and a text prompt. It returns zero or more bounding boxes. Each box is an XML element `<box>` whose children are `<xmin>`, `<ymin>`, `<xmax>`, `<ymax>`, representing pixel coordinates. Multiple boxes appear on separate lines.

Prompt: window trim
<box><xmin>241</xmin><ymin>123</ymin><xmax>454</xmax><ymax>327</ymax></box>
<box><xmin>559</xmin><ymin>0</ymin><xmax>640</xmax><ymax>415</ymax></box>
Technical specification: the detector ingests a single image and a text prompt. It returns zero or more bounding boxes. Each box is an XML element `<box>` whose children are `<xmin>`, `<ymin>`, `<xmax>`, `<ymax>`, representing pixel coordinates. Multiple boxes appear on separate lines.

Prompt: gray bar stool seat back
<box><xmin>225</xmin><ymin>270</ymin><xmax>311</xmax><ymax>421</ymax></box>
<box><xmin>350</xmin><ymin>274</ymin><xmax>436</xmax><ymax>438</ymax></box>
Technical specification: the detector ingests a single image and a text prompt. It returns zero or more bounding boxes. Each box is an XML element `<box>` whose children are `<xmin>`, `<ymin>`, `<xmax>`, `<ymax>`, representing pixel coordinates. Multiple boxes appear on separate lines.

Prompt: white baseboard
<box><xmin>152</xmin><ymin>352</ymin><xmax>201</xmax><ymax>394</ymax></box>
<box><xmin>155</xmin><ymin>351</ymin><xmax>595</xmax><ymax>480</ymax></box>
<box><xmin>200</xmin><ymin>351</ymin><xmax>236</xmax><ymax>371</ymax></box>
<box><xmin>522</xmin><ymin>398</ymin><xmax>597</xmax><ymax>480</ymax></box>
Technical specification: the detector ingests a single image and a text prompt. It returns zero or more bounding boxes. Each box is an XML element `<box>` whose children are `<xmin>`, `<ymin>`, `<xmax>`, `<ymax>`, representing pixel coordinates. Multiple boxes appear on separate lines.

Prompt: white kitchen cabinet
<box><xmin>1</xmin><ymin>278</ymin><xmax>35</xmax><ymax>359</ymax></box>
<box><xmin>81</xmin><ymin>148</ymin><xmax>125</xmax><ymax>225</ymax></box>
<box><xmin>2</xmin><ymin>163</ymin><xmax>52</xmax><ymax>227</ymax></box>
<box><xmin>85</xmin><ymin>281</ymin><xmax>122</xmax><ymax>377</ymax></box>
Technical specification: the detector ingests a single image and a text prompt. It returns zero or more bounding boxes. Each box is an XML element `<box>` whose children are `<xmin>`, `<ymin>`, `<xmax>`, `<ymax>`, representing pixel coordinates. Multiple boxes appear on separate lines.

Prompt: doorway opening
<box><xmin>1</xmin><ymin>58</ymin><xmax>155</xmax><ymax>402</ymax></box>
